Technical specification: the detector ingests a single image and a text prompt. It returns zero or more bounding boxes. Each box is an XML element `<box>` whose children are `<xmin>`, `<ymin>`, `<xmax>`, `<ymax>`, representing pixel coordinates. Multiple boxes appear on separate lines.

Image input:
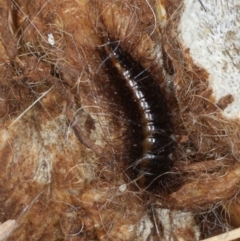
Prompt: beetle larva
<box><xmin>100</xmin><ymin>37</ymin><xmax>176</xmax><ymax>190</ymax></box>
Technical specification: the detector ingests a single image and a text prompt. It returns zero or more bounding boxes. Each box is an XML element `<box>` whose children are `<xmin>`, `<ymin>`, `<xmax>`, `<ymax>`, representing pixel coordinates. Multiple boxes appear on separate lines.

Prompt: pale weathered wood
<box><xmin>201</xmin><ymin>227</ymin><xmax>240</xmax><ymax>241</ymax></box>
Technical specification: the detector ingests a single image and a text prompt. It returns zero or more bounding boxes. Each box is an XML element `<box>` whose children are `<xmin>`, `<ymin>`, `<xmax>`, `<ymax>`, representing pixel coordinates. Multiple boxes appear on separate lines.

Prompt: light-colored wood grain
<box><xmin>201</xmin><ymin>227</ymin><xmax>240</xmax><ymax>241</ymax></box>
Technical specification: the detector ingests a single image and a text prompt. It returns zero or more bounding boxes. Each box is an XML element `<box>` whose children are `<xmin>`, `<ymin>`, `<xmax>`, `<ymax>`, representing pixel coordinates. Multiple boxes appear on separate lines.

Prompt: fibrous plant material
<box><xmin>0</xmin><ymin>0</ymin><xmax>239</xmax><ymax>240</ymax></box>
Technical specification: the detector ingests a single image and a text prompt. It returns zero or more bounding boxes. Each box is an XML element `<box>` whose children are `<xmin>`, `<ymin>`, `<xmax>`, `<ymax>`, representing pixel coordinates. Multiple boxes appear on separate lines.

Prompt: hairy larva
<box><xmin>99</xmin><ymin>36</ymin><xmax>176</xmax><ymax>191</ymax></box>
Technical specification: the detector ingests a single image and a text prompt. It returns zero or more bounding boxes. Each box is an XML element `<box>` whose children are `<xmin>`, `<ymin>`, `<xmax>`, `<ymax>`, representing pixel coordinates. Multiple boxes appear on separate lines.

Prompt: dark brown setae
<box><xmin>100</xmin><ymin>37</ymin><xmax>176</xmax><ymax>190</ymax></box>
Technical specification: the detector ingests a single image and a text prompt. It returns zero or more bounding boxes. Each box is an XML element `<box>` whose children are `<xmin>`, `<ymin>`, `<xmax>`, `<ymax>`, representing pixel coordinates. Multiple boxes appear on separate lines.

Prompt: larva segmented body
<box><xmin>101</xmin><ymin>37</ymin><xmax>176</xmax><ymax>190</ymax></box>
